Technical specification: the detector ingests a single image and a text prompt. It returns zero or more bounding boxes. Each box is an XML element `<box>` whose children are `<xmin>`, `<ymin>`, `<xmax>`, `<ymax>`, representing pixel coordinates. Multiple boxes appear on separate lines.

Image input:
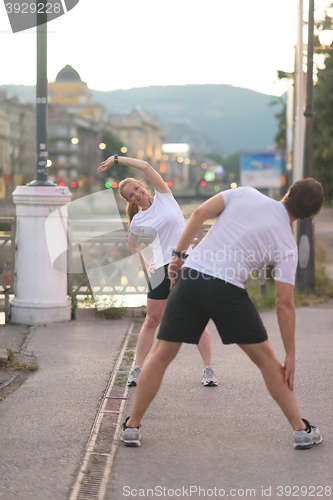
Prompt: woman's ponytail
<box><xmin>126</xmin><ymin>201</ymin><xmax>140</xmax><ymax>224</ymax></box>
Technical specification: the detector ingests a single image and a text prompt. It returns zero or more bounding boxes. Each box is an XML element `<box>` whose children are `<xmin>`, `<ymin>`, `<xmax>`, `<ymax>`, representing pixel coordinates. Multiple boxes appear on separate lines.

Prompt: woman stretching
<box><xmin>97</xmin><ymin>155</ymin><xmax>218</xmax><ymax>387</ymax></box>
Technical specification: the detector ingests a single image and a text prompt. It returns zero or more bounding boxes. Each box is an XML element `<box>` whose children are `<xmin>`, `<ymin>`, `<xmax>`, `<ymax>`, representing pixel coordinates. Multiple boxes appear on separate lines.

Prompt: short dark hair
<box><xmin>283</xmin><ymin>178</ymin><xmax>324</xmax><ymax>220</ymax></box>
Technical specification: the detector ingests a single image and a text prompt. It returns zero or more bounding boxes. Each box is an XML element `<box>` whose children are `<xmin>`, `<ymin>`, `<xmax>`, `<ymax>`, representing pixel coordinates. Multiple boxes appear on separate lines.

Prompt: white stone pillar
<box><xmin>11</xmin><ymin>186</ymin><xmax>72</xmax><ymax>325</ymax></box>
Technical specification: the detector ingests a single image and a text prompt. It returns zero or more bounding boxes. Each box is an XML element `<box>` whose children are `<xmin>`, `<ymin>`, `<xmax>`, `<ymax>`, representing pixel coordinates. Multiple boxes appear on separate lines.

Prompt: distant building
<box><xmin>110</xmin><ymin>108</ymin><xmax>163</xmax><ymax>168</ymax></box>
<box><xmin>0</xmin><ymin>91</ymin><xmax>36</xmax><ymax>188</ymax></box>
<box><xmin>48</xmin><ymin>105</ymin><xmax>102</xmax><ymax>188</ymax></box>
<box><xmin>49</xmin><ymin>66</ymin><xmax>165</xmax><ymax>189</ymax></box>
<box><xmin>0</xmin><ymin>108</ymin><xmax>10</xmax><ymax>198</ymax></box>
<box><xmin>160</xmin><ymin>143</ymin><xmax>191</xmax><ymax>189</ymax></box>
<box><xmin>49</xmin><ymin>65</ymin><xmax>109</xmax><ymax>123</ymax></box>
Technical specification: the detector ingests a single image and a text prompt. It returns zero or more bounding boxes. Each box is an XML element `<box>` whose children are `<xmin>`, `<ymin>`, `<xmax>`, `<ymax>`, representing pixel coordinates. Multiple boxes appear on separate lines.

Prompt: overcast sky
<box><xmin>0</xmin><ymin>0</ymin><xmax>331</xmax><ymax>96</ymax></box>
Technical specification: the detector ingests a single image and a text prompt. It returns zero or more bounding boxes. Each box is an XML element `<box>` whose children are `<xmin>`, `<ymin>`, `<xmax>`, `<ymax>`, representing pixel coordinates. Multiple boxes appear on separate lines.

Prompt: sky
<box><xmin>0</xmin><ymin>0</ymin><xmax>331</xmax><ymax>97</ymax></box>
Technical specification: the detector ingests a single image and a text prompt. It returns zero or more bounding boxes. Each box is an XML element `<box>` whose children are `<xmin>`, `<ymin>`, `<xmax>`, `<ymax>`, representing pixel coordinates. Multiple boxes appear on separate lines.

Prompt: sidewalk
<box><xmin>109</xmin><ymin>304</ymin><xmax>333</xmax><ymax>499</ymax></box>
<box><xmin>0</xmin><ymin>317</ymin><xmax>135</xmax><ymax>500</ymax></box>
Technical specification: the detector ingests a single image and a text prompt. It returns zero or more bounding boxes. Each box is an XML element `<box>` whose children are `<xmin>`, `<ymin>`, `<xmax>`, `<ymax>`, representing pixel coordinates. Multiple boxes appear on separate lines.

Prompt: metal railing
<box><xmin>0</xmin><ymin>218</ymin><xmax>16</xmax><ymax>322</ymax></box>
<box><xmin>67</xmin><ymin>220</ymin><xmax>268</xmax><ymax>311</ymax></box>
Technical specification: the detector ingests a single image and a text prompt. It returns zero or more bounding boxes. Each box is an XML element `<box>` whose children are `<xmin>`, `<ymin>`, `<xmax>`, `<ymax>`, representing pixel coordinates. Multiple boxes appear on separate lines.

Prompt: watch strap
<box><xmin>172</xmin><ymin>250</ymin><xmax>189</xmax><ymax>259</ymax></box>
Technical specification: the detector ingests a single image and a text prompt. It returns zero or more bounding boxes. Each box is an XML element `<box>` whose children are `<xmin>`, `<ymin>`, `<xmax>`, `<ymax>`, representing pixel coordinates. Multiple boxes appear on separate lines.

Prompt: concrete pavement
<box><xmin>109</xmin><ymin>304</ymin><xmax>333</xmax><ymax>500</ymax></box>
<box><xmin>0</xmin><ymin>318</ymin><xmax>135</xmax><ymax>500</ymax></box>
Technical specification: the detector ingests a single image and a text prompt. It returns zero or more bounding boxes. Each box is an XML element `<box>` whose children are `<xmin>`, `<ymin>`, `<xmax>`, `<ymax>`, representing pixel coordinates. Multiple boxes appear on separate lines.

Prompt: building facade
<box><xmin>0</xmin><ymin>108</ymin><xmax>10</xmax><ymax>198</ymax></box>
<box><xmin>0</xmin><ymin>91</ymin><xmax>36</xmax><ymax>190</ymax></box>
<box><xmin>47</xmin><ymin>105</ymin><xmax>103</xmax><ymax>189</ymax></box>
<box><xmin>49</xmin><ymin>65</ymin><xmax>109</xmax><ymax>123</ymax></box>
<box><xmin>110</xmin><ymin>108</ymin><xmax>163</xmax><ymax>169</ymax></box>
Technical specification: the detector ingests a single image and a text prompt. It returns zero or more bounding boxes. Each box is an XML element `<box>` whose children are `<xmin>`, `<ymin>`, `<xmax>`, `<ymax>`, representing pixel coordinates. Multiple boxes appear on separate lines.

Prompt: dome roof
<box><xmin>56</xmin><ymin>65</ymin><xmax>82</xmax><ymax>82</ymax></box>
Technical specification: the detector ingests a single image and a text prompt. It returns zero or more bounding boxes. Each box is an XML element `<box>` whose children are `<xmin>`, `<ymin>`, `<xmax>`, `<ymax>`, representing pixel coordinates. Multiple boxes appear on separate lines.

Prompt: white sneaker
<box><xmin>201</xmin><ymin>366</ymin><xmax>218</xmax><ymax>386</ymax></box>
<box><xmin>294</xmin><ymin>419</ymin><xmax>323</xmax><ymax>449</ymax></box>
<box><xmin>127</xmin><ymin>366</ymin><xmax>141</xmax><ymax>387</ymax></box>
<box><xmin>120</xmin><ymin>417</ymin><xmax>141</xmax><ymax>447</ymax></box>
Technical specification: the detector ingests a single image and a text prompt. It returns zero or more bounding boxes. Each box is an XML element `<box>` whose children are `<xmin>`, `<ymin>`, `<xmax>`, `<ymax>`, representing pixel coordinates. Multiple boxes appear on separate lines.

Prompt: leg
<box><xmin>135</xmin><ymin>298</ymin><xmax>167</xmax><ymax>367</ymax></box>
<box><xmin>239</xmin><ymin>340</ymin><xmax>305</xmax><ymax>430</ymax></box>
<box><xmin>127</xmin><ymin>339</ymin><xmax>182</xmax><ymax>427</ymax></box>
<box><xmin>196</xmin><ymin>327</ymin><xmax>212</xmax><ymax>366</ymax></box>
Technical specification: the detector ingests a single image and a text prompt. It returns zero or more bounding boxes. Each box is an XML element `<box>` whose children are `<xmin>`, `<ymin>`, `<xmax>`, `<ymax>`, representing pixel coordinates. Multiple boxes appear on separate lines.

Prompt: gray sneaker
<box><xmin>127</xmin><ymin>366</ymin><xmax>141</xmax><ymax>387</ymax></box>
<box><xmin>202</xmin><ymin>366</ymin><xmax>218</xmax><ymax>386</ymax></box>
<box><xmin>294</xmin><ymin>419</ymin><xmax>323</xmax><ymax>450</ymax></box>
<box><xmin>120</xmin><ymin>417</ymin><xmax>141</xmax><ymax>447</ymax></box>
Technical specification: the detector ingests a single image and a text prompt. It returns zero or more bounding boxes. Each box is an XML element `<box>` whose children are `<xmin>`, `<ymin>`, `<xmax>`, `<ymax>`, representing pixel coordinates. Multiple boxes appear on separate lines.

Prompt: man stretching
<box><xmin>121</xmin><ymin>178</ymin><xmax>324</xmax><ymax>450</ymax></box>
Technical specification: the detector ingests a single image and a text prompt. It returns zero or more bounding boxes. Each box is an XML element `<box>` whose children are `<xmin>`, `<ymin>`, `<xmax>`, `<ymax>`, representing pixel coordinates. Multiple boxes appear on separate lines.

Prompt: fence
<box><xmin>0</xmin><ymin>216</ymin><xmax>268</xmax><ymax>323</ymax></box>
<box><xmin>0</xmin><ymin>218</ymin><xmax>16</xmax><ymax>322</ymax></box>
<box><xmin>67</xmin><ymin>220</ymin><xmax>268</xmax><ymax>313</ymax></box>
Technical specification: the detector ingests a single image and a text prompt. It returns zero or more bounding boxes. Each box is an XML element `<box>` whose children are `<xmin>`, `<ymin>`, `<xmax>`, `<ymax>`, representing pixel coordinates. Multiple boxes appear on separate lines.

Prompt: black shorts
<box><xmin>157</xmin><ymin>268</ymin><xmax>268</xmax><ymax>345</ymax></box>
<box><xmin>147</xmin><ymin>264</ymin><xmax>171</xmax><ymax>300</ymax></box>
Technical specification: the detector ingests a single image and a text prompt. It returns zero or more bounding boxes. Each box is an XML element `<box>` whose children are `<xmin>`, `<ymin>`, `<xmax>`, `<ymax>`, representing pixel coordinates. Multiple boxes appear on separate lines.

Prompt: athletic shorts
<box><xmin>147</xmin><ymin>264</ymin><xmax>170</xmax><ymax>300</ymax></box>
<box><xmin>157</xmin><ymin>268</ymin><xmax>268</xmax><ymax>345</ymax></box>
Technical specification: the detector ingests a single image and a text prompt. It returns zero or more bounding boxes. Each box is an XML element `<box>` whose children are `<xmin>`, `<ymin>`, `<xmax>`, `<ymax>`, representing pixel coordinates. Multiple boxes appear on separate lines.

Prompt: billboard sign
<box><xmin>240</xmin><ymin>151</ymin><xmax>282</xmax><ymax>188</ymax></box>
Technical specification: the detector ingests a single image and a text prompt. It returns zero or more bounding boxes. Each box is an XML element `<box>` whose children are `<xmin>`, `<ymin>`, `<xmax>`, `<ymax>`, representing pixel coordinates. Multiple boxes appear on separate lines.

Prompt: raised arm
<box><xmin>275</xmin><ymin>280</ymin><xmax>296</xmax><ymax>391</ymax></box>
<box><xmin>97</xmin><ymin>156</ymin><xmax>169</xmax><ymax>194</ymax></box>
<box><xmin>168</xmin><ymin>193</ymin><xmax>225</xmax><ymax>286</ymax></box>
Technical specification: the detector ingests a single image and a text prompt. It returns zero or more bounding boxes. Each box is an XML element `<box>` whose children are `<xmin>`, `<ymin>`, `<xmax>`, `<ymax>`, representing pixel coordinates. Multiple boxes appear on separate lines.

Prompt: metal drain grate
<box><xmin>69</xmin><ymin>322</ymin><xmax>138</xmax><ymax>500</ymax></box>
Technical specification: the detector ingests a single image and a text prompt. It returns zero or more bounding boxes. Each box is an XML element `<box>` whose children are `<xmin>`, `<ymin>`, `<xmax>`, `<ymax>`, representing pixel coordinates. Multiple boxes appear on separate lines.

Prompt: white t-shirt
<box><xmin>130</xmin><ymin>190</ymin><xmax>190</xmax><ymax>268</ymax></box>
<box><xmin>185</xmin><ymin>187</ymin><xmax>298</xmax><ymax>288</ymax></box>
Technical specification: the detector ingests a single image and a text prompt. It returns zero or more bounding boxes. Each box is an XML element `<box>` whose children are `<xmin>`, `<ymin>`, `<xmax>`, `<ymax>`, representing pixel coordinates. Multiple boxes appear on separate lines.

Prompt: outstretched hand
<box><xmin>97</xmin><ymin>156</ymin><xmax>114</xmax><ymax>173</ymax></box>
<box><xmin>168</xmin><ymin>256</ymin><xmax>185</xmax><ymax>290</ymax></box>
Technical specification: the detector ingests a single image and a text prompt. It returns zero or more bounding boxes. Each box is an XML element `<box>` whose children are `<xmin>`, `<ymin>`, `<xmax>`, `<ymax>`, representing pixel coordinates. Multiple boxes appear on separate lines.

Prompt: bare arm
<box><xmin>97</xmin><ymin>156</ymin><xmax>169</xmax><ymax>194</ymax></box>
<box><xmin>168</xmin><ymin>194</ymin><xmax>226</xmax><ymax>287</ymax></box>
<box><xmin>275</xmin><ymin>280</ymin><xmax>296</xmax><ymax>390</ymax></box>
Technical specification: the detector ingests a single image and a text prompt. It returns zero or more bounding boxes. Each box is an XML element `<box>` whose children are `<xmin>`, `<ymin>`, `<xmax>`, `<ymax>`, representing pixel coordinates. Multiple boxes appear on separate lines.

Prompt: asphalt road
<box><xmin>109</xmin><ymin>306</ymin><xmax>333</xmax><ymax>500</ymax></box>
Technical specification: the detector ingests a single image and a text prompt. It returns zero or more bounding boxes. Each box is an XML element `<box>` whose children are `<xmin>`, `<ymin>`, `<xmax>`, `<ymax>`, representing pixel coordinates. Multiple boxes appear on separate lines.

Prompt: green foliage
<box><xmin>270</xmin><ymin>96</ymin><xmax>287</xmax><ymax>151</ymax></box>
<box><xmin>82</xmin><ymin>294</ymin><xmax>128</xmax><ymax>320</ymax></box>
<box><xmin>248</xmin><ymin>241</ymin><xmax>333</xmax><ymax>312</ymax></box>
<box><xmin>314</xmin><ymin>50</ymin><xmax>333</xmax><ymax>201</ymax></box>
<box><xmin>101</xmin><ymin>131</ymin><xmax>129</xmax><ymax>180</ymax></box>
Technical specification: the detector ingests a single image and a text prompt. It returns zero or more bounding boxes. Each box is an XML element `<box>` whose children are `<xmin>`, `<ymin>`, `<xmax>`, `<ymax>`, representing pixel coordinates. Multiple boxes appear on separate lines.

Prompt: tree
<box><xmin>208</xmin><ymin>152</ymin><xmax>240</xmax><ymax>184</ymax></box>
<box><xmin>270</xmin><ymin>96</ymin><xmax>287</xmax><ymax>151</ymax></box>
<box><xmin>314</xmin><ymin>49</ymin><xmax>333</xmax><ymax>202</ymax></box>
<box><xmin>101</xmin><ymin>130</ymin><xmax>129</xmax><ymax>180</ymax></box>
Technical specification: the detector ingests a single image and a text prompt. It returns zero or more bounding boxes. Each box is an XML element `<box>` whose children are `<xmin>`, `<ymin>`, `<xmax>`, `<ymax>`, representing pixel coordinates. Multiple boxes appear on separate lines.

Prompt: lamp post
<box><xmin>11</xmin><ymin>0</ymin><xmax>71</xmax><ymax>324</ymax></box>
<box><xmin>28</xmin><ymin>0</ymin><xmax>54</xmax><ymax>186</ymax></box>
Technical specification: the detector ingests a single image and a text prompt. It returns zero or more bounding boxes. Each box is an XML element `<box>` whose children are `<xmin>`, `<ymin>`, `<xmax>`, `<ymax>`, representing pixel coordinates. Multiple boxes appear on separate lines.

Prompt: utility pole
<box><xmin>295</xmin><ymin>0</ymin><xmax>316</xmax><ymax>289</ymax></box>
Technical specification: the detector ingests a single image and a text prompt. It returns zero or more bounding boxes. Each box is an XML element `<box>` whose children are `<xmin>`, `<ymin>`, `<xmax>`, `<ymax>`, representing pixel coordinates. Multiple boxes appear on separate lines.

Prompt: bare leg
<box><xmin>239</xmin><ymin>340</ymin><xmax>305</xmax><ymax>430</ymax></box>
<box><xmin>127</xmin><ymin>340</ymin><xmax>182</xmax><ymax>427</ymax></box>
<box><xmin>196</xmin><ymin>327</ymin><xmax>212</xmax><ymax>366</ymax></box>
<box><xmin>135</xmin><ymin>299</ymin><xmax>167</xmax><ymax>367</ymax></box>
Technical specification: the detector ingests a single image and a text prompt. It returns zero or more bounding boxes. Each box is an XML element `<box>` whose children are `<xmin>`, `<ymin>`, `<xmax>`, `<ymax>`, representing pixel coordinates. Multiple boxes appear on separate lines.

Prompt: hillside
<box><xmin>0</xmin><ymin>83</ymin><xmax>280</xmax><ymax>156</ymax></box>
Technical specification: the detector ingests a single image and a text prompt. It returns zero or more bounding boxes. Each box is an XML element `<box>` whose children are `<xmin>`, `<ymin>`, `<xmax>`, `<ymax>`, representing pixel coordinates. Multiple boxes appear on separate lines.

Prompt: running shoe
<box><xmin>201</xmin><ymin>366</ymin><xmax>218</xmax><ymax>386</ymax></box>
<box><xmin>127</xmin><ymin>366</ymin><xmax>141</xmax><ymax>387</ymax></box>
<box><xmin>294</xmin><ymin>419</ymin><xmax>323</xmax><ymax>449</ymax></box>
<box><xmin>120</xmin><ymin>417</ymin><xmax>141</xmax><ymax>447</ymax></box>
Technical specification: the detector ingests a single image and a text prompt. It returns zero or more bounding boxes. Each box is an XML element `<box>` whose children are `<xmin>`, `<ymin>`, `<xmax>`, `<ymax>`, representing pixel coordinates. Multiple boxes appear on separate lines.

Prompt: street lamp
<box><xmin>318</xmin><ymin>15</ymin><xmax>333</xmax><ymax>47</ymax></box>
<box><xmin>295</xmin><ymin>3</ymin><xmax>333</xmax><ymax>289</ymax></box>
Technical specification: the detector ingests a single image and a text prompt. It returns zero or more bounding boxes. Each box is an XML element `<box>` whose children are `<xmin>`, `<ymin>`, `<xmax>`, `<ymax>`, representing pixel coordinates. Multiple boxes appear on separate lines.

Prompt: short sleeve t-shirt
<box><xmin>130</xmin><ymin>190</ymin><xmax>190</xmax><ymax>268</ymax></box>
<box><xmin>185</xmin><ymin>187</ymin><xmax>298</xmax><ymax>288</ymax></box>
